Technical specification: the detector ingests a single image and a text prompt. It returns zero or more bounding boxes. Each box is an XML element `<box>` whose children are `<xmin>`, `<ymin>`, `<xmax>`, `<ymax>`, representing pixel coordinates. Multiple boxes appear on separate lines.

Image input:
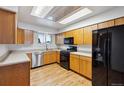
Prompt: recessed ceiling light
<box><xmin>58</xmin><ymin>8</ymin><xmax>92</xmax><ymax>24</ymax></box>
<box><xmin>47</xmin><ymin>16</ymin><xmax>53</xmax><ymax>21</ymax></box>
<box><xmin>31</xmin><ymin>6</ymin><xmax>54</xmax><ymax>18</ymax></box>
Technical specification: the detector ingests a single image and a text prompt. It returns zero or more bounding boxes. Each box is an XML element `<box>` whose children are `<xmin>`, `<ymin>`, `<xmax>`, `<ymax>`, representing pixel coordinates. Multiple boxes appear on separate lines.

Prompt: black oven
<box><xmin>64</xmin><ymin>37</ymin><xmax>74</xmax><ymax>44</ymax></box>
<box><xmin>60</xmin><ymin>46</ymin><xmax>77</xmax><ymax>70</ymax></box>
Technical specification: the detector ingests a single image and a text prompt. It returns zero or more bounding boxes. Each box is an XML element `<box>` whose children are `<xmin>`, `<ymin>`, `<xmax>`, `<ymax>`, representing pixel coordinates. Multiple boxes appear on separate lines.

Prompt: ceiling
<box><xmin>18</xmin><ymin>6</ymin><xmax>116</xmax><ymax>30</ymax></box>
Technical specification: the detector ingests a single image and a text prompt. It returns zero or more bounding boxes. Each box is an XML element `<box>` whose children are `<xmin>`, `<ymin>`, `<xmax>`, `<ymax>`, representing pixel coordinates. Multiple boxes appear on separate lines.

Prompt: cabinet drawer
<box><xmin>70</xmin><ymin>54</ymin><xmax>80</xmax><ymax>58</ymax></box>
<box><xmin>80</xmin><ymin>56</ymin><xmax>92</xmax><ymax>62</ymax></box>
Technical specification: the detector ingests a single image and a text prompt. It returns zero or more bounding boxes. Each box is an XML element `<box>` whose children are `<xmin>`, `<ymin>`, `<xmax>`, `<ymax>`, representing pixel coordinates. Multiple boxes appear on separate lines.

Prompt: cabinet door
<box><xmin>56</xmin><ymin>51</ymin><xmax>60</xmax><ymax>63</ymax></box>
<box><xmin>0</xmin><ymin>9</ymin><xmax>16</xmax><ymax>44</ymax></box>
<box><xmin>79</xmin><ymin>56</ymin><xmax>92</xmax><ymax>79</ymax></box>
<box><xmin>16</xmin><ymin>28</ymin><xmax>25</xmax><ymax>44</ymax></box>
<box><xmin>24</xmin><ymin>30</ymin><xmax>33</xmax><ymax>44</ymax></box>
<box><xmin>115</xmin><ymin>17</ymin><xmax>124</xmax><ymax>26</ymax></box>
<box><xmin>50</xmin><ymin>51</ymin><xmax>57</xmax><ymax>63</ymax></box>
<box><xmin>43</xmin><ymin>52</ymin><xmax>50</xmax><ymax>65</ymax></box>
<box><xmin>98</xmin><ymin>20</ymin><xmax>114</xmax><ymax>29</ymax></box>
<box><xmin>73</xmin><ymin>28</ymin><xmax>83</xmax><ymax>45</ymax></box>
<box><xmin>83</xmin><ymin>26</ymin><xmax>92</xmax><ymax>45</ymax></box>
<box><xmin>70</xmin><ymin>54</ymin><xmax>80</xmax><ymax>73</ymax></box>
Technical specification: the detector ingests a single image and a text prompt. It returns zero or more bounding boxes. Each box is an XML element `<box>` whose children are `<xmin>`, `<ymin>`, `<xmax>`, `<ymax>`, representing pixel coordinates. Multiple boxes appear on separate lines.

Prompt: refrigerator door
<box><xmin>108</xmin><ymin>26</ymin><xmax>124</xmax><ymax>86</ymax></box>
<box><xmin>92</xmin><ymin>29</ymin><xmax>108</xmax><ymax>86</ymax></box>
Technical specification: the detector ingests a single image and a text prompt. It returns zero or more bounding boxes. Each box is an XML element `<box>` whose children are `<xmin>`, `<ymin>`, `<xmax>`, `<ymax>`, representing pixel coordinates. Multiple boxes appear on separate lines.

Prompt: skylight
<box><xmin>31</xmin><ymin>6</ymin><xmax>54</xmax><ymax>18</ymax></box>
<box><xmin>58</xmin><ymin>8</ymin><xmax>92</xmax><ymax>24</ymax></box>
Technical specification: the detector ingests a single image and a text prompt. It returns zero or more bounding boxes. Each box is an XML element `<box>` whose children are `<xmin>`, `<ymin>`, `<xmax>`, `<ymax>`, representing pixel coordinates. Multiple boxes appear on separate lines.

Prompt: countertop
<box><xmin>0</xmin><ymin>52</ymin><xmax>30</xmax><ymax>67</ymax></box>
<box><xmin>70</xmin><ymin>52</ymin><xmax>92</xmax><ymax>57</ymax></box>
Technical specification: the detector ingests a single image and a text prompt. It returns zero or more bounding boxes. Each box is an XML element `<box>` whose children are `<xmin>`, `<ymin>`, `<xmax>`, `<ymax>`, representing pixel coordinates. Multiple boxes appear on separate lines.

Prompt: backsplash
<box><xmin>58</xmin><ymin>45</ymin><xmax>92</xmax><ymax>53</ymax></box>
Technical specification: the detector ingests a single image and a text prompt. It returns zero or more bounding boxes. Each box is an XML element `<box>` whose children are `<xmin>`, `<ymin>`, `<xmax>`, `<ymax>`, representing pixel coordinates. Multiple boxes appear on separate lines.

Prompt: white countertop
<box><xmin>0</xmin><ymin>52</ymin><xmax>30</xmax><ymax>67</ymax></box>
<box><xmin>71</xmin><ymin>52</ymin><xmax>92</xmax><ymax>57</ymax></box>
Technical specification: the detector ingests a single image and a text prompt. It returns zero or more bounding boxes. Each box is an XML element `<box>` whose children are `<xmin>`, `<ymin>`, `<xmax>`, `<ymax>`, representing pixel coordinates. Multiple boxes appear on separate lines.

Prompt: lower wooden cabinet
<box><xmin>56</xmin><ymin>51</ymin><xmax>60</xmax><ymax>63</ymax></box>
<box><xmin>43</xmin><ymin>51</ymin><xmax>57</xmax><ymax>65</ymax></box>
<box><xmin>70</xmin><ymin>54</ymin><xmax>92</xmax><ymax>79</ymax></box>
<box><xmin>79</xmin><ymin>56</ymin><xmax>92</xmax><ymax>79</ymax></box>
<box><xmin>0</xmin><ymin>62</ymin><xmax>30</xmax><ymax>86</ymax></box>
<box><xmin>70</xmin><ymin>54</ymin><xmax>80</xmax><ymax>73</ymax></box>
<box><xmin>27</xmin><ymin>53</ymin><xmax>32</xmax><ymax>68</ymax></box>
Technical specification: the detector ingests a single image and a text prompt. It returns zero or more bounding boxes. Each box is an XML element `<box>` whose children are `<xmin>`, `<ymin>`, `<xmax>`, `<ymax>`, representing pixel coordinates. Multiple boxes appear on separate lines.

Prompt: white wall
<box><xmin>18</xmin><ymin>22</ymin><xmax>58</xmax><ymax>34</ymax></box>
<box><xmin>60</xmin><ymin>7</ymin><xmax>124</xmax><ymax>32</ymax></box>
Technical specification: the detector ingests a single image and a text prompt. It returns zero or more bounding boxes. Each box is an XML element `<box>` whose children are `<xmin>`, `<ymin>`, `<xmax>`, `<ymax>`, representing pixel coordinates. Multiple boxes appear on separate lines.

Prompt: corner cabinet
<box><xmin>0</xmin><ymin>9</ymin><xmax>16</xmax><ymax>44</ymax></box>
<box><xmin>16</xmin><ymin>28</ymin><xmax>34</xmax><ymax>44</ymax></box>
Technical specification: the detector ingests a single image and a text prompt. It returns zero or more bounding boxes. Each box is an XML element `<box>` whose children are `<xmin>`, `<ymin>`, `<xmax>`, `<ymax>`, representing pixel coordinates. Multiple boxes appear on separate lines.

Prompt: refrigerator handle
<box><xmin>107</xmin><ymin>38</ymin><xmax>110</xmax><ymax>68</ymax></box>
<box><xmin>103</xmin><ymin>39</ymin><xmax>107</xmax><ymax>67</ymax></box>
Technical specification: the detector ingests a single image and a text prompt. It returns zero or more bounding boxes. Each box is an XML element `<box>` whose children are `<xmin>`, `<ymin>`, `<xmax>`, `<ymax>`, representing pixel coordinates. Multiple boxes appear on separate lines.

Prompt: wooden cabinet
<box><xmin>43</xmin><ymin>52</ymin><xmax>50</xmax><ymax>64</ymax></box>
<box><xmin>79</xmin><ymin>56</ymin><xmax>92</xmax><ymax>79</ymax></box>
<box><xmin>56</xmin><ymin>51</ymin><xmax>60</xmax><ymax>63</ymax></box>
<box><xmin>24</xmin><ymin>30</ymin><xmax>33</xmax><ymax>44</ymax></box>
<box><xmin>115</xmin><ymin>17</ymin><xmax>124</xmax><ymax>26</ymax></box>
<box><xmin>70</xmin><ymin>54</ymin><xmax>80</xmax><ymax>73</ymax></box>
<box><xmin>73</xmin><ymin>28</ymin><xmax>83</xmax><ymax>45</ymax></box>
<box><xmin>16</xmin><ymin>28</ymin><xmax>25</xmax><ymax>44</ymax></box>
<box><xmin>70</xmin><ymin>54</ymin><xmax>92</xmax><ymax>79</ymax></box>
<box><xmin>98</xmin><ymin>20</ymin><xmax>114</xmax><ymax>29</ymax></box>
<box><xmin>0</xmin><ymin>62</ymin><xmax>30</xmax><ymax>86</ymax></box>
<box><xmin>16</xmin><ymin>28</ymin><xmax>33</xmax><ymax>44</ymax></box>
<box><xmin>43</xmin><ymin>51</ymin><xmax>57</xmax><ymax>65</ymax></box>
<box><xmin>55</xmin><ymin>33</ymin><xmax>64</xmax><ymax>45</ymax></box>
<box><xmin>0</xmin><ymin>9</ymin><xmax>16</xmax><ymax>44</ymax></box>
<box><xmin>27</xmin><ymin>53</ymin><xmax>32</xmax><ymax>68</ymax></box>
<box><xmin>83</xmin><ymin>25</ymin><xmax>97</xmax><ymax>45</ymax></box>
<box><xmin>50</xmin><ymin>51</ymin><xmax>57</xmax><ymax>63</ymax></box>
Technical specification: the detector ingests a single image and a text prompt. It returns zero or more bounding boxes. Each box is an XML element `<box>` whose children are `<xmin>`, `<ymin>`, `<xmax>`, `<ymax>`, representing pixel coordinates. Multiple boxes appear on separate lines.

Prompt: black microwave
<box><xmin>64</xmin><ymin>37</ymin><xmax>74</xmax><ymax>44</ymax></box>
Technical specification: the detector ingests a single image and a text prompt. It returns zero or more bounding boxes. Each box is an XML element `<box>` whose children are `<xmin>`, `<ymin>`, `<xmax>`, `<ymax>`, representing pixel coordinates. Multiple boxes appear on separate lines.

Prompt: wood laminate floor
<box><xmin>30</xmin><ymin>63</ymin><xmax>92</xmax><ymax>86</ymax></box>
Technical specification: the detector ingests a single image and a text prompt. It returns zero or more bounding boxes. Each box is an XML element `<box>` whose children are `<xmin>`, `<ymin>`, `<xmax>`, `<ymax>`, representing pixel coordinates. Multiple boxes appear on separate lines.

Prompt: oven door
<box><xmin>60</xmin><ymin>52</ymin><xmax>70</xmax><ymax>70</ymax></box>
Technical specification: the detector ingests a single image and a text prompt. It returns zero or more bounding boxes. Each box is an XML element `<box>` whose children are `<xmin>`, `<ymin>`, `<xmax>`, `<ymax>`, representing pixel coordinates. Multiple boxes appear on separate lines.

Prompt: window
<box><xmin>37</xmin><ymin>34</ymin><xmax>45</xmax><ymax>44</ymax></box>
<box><xmin>46</xmin><ymin>34</ymin><xmax>52</xmax><ymax>44</ymax></box>
<box><xmin>37</xmin><ymin>33</ymin><xmax>52</xmax><ymax>44</ymax></box>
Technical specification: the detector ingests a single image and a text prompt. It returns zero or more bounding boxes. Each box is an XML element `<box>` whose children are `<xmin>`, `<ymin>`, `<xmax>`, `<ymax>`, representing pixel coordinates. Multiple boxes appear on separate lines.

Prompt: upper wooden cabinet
<box><xmin>55</xmin><ymin>33</ymin><xmax>64</xmax><ymax>45</ymax></box>
<box><xmin>83</xmin><ymin>25</ymin><xmax>97</xmax><ymax>45</ymax></box>
<box><xmin>0</xmin><ymin>9</ymin><xmax>16</xmax><ymax>44</ymax></box>
<box><xmin>16</xmin><ymin>28</ymin><xmax>25</xmax><ymax>44</ymax></box>
<box><xmin>16</xmin><ymin>28</ymin><xmax>33</xmax><ymax>44</ymax></box>
<box><xmin>115</xmin><ymin>17</ymin><xmax>124</xmax><ymax>26</ymax></box>
<box><xmin>73</xmin><ymin>28</ymin><xmax>83</xmax><ymax>45</ymax></box>
<box><xmin>98</xmin><ymin>20</ymin><xmax>114</xmax><ymax>29</ymax></box>
<box><xmin>24</xmin><ymin>30</ymin><xmax>33</xmax><ymax>44</ymax></box>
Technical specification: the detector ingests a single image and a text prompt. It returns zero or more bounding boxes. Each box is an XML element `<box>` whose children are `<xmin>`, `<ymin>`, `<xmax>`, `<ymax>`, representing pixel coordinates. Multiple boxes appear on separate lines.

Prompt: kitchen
<box><xmin>0</xmin><ymin>6</ymin><xmax>124</xmax><ymax>86</ymax></box>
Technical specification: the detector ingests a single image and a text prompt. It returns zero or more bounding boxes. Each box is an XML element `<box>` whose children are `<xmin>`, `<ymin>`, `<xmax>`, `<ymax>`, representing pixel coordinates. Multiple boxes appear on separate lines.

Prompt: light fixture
<box><xmin>58</xmin><ymin>8</ymin><xmax>92</xmax><ymax>24</ymax></box>
<box><xmin>31</xmin><ymin>6</ymin><xmax>54</xmax><ymax>18</ymax></box>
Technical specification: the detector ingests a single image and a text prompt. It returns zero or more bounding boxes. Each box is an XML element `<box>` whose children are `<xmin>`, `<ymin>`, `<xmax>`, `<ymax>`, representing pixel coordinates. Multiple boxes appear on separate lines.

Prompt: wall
<box><xmin>18</xmin><ymin>22</ymin><xmax>58</xmax><ymax>34</ymax></box>
<box><xmin>60</xmin><ymin>7</ymin><xmax>124</xmax><ymax>32</ymax></box>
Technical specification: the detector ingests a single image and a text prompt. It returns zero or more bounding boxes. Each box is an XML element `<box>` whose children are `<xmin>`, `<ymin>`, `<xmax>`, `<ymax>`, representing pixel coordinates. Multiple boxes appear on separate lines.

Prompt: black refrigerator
<box><xmin>92</xmin><ymin>25</ymin><xmax>124</xmax><ymax>86</ymax></box>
